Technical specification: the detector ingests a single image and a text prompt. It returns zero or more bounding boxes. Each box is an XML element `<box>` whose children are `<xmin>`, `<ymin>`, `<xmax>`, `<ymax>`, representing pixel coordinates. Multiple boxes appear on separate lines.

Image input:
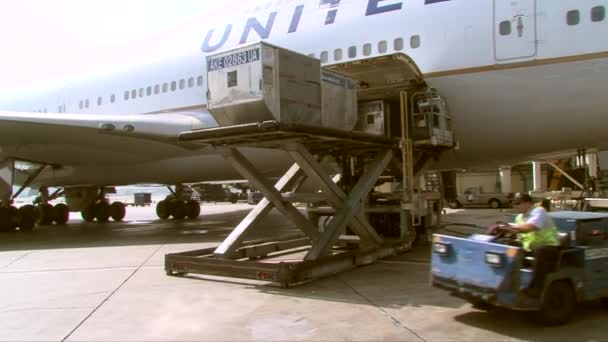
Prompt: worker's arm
<box><xmin>509</xmin><ymin>207</ymin><xmax>546</xmax><ymax>233</ymax></box>
<box><xmin>509</xmin><ymin>223</ymin><xmax>537</xmax><ymax>233</ymax></box>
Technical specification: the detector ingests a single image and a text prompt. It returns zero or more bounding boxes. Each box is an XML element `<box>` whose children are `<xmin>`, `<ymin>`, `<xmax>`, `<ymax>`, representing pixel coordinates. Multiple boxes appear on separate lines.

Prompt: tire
<box><xmin>489</xmin><ymin>199</ymin><xmax>501</xmax><ymax>209</ymax></box>
<box><xmin>95</xmin><ymin>202</ymin><xmax>111</xmax><ymax>223</ymax></box>
<box><xmin>18</xmin><ymin>205</ymin><xmax>37</xmax><ymax>232</ymax></box>
<box><xmin>171</xmin><ymin>200</ymin><xmax>186</xmax><ymax>220</ymax></box>
<box><xmin>156</xmin><ymin>200</ymin><xmax>170</xmax><ymax>220</ymax></box>
<box><xmin>448</xmin><ymin>200</ymin><xmax>461</xmax><ymax>209</ymax></box>
<box><xmin>537</xmin><ymin>281</ymin><xmax>576</xmax><ymax>326</ymax></box>
<box><xmin>0</xmin><ymin>207</ymin><xmax>13</xmax><ymax>232</ymax></box>
<box><xmin>110</xmin><ymin>202</ymin><xmax>126</xmax><ymax>222</ymax></box>
<box><xmin>81</xmin><ymin>204</ymin><xmax>96</xmax><ymax>222</ymax></box>
<box><xmin>54</xmin><ymin>203</ymin><xmax>70</xmax><ymax>225</ymax></box>
<box><xmin>38</xmin><ymin>204</ymin><xmax>56</xmax><ymax>226</ymax></box>
<box><xmin>9</xmin><ymin>206</ymin><xmax>20</xmax><ymax>229</ymax></box>
<box><xmin>185</xmin><ymin>200</ymin><xmax>201</xmax><ymax>219</ymax></box>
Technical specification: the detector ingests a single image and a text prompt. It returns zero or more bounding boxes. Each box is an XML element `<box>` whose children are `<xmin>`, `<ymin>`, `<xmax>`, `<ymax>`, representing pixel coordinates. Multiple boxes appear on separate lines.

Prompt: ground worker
<box><xmin>490</xmin><ymin>193</ymin><xmax>560</xmax><ymax>296</ymax></box>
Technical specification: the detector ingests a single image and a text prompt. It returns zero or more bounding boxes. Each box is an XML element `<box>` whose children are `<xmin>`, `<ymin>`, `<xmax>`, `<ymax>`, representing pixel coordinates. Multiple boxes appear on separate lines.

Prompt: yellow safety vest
<box><xmin>515</xmin><ymin>210</ymin><xmax>559</xmax><ymax>252</ymax></box>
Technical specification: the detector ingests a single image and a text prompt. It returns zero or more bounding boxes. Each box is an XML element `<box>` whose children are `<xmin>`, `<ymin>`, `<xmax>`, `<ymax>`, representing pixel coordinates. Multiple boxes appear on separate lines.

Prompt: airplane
<box><xmin>1</xmin><ymin>0</ymin><xmax>607</xmax><ymax>232</ymax></box>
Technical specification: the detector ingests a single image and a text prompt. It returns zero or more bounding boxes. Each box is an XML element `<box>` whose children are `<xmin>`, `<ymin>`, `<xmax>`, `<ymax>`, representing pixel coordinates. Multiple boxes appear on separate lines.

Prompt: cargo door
<box><xmin>494</xmin><ymin>0</ymin><xmax>537</xmax><ymax>61</ymax></box>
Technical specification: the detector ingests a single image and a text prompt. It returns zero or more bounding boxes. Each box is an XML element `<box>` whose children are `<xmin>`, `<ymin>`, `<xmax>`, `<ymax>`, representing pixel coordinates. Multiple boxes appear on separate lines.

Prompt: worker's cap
<box><xmin>512</xmin><ymin>193</ymin><xmax>533</xmax><ymax>205</ymax></box>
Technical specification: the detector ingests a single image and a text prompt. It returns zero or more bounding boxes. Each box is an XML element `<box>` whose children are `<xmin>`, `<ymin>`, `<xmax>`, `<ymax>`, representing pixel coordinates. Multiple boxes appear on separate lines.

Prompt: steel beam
<box><xmin>220</xmin><ymin>148</ymin><xmax>320</xmax><ymax>241</ymax></box>
<box><xmin>0</xmin><ymin>159</ymin><xmax>14</xmax><ymax>206</ymax></box>
<box><xmin>286</xmin><ymin>143</ymin><xmax>383</xmax><ymax>248</ymax></box>
<box><xmin>214</xmin><ymin>162</ymin><xmax>307</xmax><ymax>257</ymax></box>
<box><xmin>305</xmin><ymin>149</ymin><xmax>393</xmax><ymax>260</ymax></box>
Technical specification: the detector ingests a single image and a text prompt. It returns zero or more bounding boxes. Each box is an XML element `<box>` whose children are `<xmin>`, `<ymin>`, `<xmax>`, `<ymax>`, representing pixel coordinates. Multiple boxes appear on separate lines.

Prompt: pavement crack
<box><xmin>0</xmin><ymin>266</ymin><xmax>139</xmax><ymax>274</ymax></box>
<box><xmin>1</xmin><ymin>306</ymin><xmax>94</xmax><ymax>313</ymax></box>
<box><xmin>4</xmin><ymin>251</ymin><xmax>33</xmax><ymax>268</ymax></box>
<box><xmin>339</xmin><ymin>276</ymin><xmax>428</xmax><ymax>342</ymax></box>
<box><xmin>61</xmin><ymin>244</ymin><xmax>165</xmax><ymax>342</ymax></box>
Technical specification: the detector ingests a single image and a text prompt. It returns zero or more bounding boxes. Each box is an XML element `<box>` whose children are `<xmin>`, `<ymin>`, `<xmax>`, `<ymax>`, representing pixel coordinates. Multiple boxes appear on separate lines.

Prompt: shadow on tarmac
<box><xmin>0</xmin><ymin>208</ymin><xmax>300</xmax><ymax>252</ymax></box>
<box><xmin>454</xmin><ymin>301</ymin><xmax>608</xmax><ymax>340</ymax></box>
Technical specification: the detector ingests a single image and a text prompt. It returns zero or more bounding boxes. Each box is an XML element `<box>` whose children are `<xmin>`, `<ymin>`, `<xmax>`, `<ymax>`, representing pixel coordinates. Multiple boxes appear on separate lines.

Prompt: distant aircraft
<box><xmin>0</xmin><ymin>0</ymin><xmax>607</xmax><ymax>230</ymax></box>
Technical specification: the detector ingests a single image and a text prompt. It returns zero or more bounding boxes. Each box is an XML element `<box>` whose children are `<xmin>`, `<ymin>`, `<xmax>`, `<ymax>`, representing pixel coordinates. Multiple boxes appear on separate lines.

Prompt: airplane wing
<box><xmin>0</xmin><ymin>111</ymin><xmax>216</xmax><ymax>167</ymax></box>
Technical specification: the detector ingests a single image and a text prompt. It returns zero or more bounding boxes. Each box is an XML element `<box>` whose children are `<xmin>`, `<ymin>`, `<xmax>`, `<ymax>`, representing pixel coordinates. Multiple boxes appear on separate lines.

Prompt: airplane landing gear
<box><xmin>80</xmin><ymin>198</ymin><xmax>126</xmax><ymax>223</ymax></box>
<box><xmin>155</xmin><ymin>185</ymin><xmax>201</xmax><ymax>220</ymax></box>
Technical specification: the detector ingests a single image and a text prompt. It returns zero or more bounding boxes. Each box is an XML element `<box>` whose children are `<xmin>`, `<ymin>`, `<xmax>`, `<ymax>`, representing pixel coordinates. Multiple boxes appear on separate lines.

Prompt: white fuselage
<box><xmin>1</xmin><ymin>0</ymin><xmax>607</xmax><ymax>187</ymax></box>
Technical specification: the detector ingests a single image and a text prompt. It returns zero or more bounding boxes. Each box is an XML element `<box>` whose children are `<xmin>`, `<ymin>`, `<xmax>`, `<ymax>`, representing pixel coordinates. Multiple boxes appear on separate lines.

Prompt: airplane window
<box><xmin>179</xmin><ymin>79</ymin><xmax>186</xmax><ymax>90</ymax></box>
<box><xmin>410</xmin><ymin>35</ymin><xmax>421</xmax><ymax>49</ymax></box>
<box><xmin>97</xmin><ymin>97</ymin><xmax>102</xmax><ymax>106</ymax></box>
<box><xmin>197</xmin><ymin>76</ymin><xmax>204</xmax><ymax>86</ymax></box>
<box><xmin>124</xmin><ymin>91</ymin><xmax>129</xmax><ymax>100</ymax></box>
<box><xmin>499</xmin><ymin>21</ymin><xmax>511</xmax><ymax>35</ymax></box>
<box><xmin>131</xmin><ymin>89</ymin><xmax>137</xmax><ymax>99</ymax></box>
<box><xmin>79</xmin><ymin>100</ymin><xmax>83</xmax><ymax>109</ymax></box>
<box><xmin>592</xmin><ymin>6</ymin><xmax>605</xmax><ymax>22</ymax></box>
<box><xmin>85</xmin><ymin>99</ymin><xmax>89</xmax><ymax>108</ymax></box>
<box><xmin>110</xmin><ymin>94</ymin><xmax>116</xmax><ymax>103</ymax></box>
<box><xmin>188</xmin><ymin>77</ymin><xmax>194</xmax><ymax>88</ymax></box>
<box><xmin>334</xmin><ymin>48</ymin><xmax>343</xmax><ymax>61</ymax></box>
<box><xmin>171</xmin><ymin>81</ymin><xmax>177</xmax><ymax>91</ymax></box>
<box><xmin>348</xmin><ymin>46</ymin><xmax>357</xmax><ymax>58</ymax></box>
<box><xmin>394</xmin><ymin>38</ymin><xmax>404</xmax><ymax>51</ymax></box>
<box><xmin>162</xmin><ymin>83</ymin><xmax>169</xmax><ymax>93</ymax></box>
<box><xmin>57</xmin><ymin>106</ymin><xmax>62</xmax><ymax>113</ymax></box>
<box><xmin>146</xmin><ymin>86</ymin><xmax>152</xmax><ymax>96</ymax></box>
<box><xmin>308</xmin><ymin>53</ymin><xmax>316</xmax><ymax>58</ymax></box>
<box><xmin>139</xmin><ymin>88</ymin><xmax>144</xmax><ymax>97</ymax></box>
<box><xmin>320</xmin><ymin>51</ymin><xmax>328</xmax><ymax>63</ymax></box>
<box><xmin>363</xmin><ymin>43</ymin><xmax>372</xmax><ymax>56</ymax></box>
<box><xmin>154</xmin><ymin>85</ymin><xmax>160</xmax><ymax>94</ymax></box>
<box><xmin>378</xmin><ymin>40</ymin><xmax>387</xmax><ymax>53</ymax></box>
<box><xmin>567</xmin><ymin>10</ymin><xmax>580</xmax><ymax>26</ymax></box>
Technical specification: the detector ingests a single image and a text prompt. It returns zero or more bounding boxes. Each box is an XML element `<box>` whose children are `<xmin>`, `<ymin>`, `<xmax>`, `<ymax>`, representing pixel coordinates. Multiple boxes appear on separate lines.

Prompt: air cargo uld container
<box><xmin>206</xmin><ymin>42</ymin><xmax>357</xmax><ymax>130</ymax></box>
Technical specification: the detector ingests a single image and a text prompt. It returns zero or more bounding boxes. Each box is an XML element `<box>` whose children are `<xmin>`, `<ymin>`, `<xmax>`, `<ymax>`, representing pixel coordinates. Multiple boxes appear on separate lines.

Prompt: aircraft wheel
<box><xmin>185</xmin><ymin>200</ymin><xmax>201</xmax><ymax>219</ymax></box>
<box><xmin>9</xmin><ymin>206</ymin><xmax>21</xmax><ymax>229</ymax></box>
<box><xmin>54</xmin><ymin>203</ymin><xmax>70</xmax><ymax>225</ymax></box>
<box><xmin>171</xmin><ymin>200</ymin><xmax>186</xmax><ymax>220</ymax></box>
<box><xmin>537</xmin><ymin>281</ymin><xmax>576</xmax><ymax>326</ymax></box>
<box><xmin>156</xmin><ymin>200</ymin><xmax>170</xmax><ymax>220</ymax></box>
<box><xmin>110</xmin><ymin>202</ymin><xmax>126</xmax><ymax>222</ymax></box>
<box><xmin>95</xmin><ymin>202</ymin><xmax>111</xmax><ymax>223</ymax></box>
<box><xmin>81</xmin><ymin>204</ymin><xmax>96</xmax><ymax>222</ymax></box>
<box><xmin>38</xmin><ymin>204</ymin><xmax>56</xmax><ymax>226</ymax></box>
<box><xmin>18</xmin><ymin>205</ymin><xmax>37</xmax><ymax>232</ymax></box>
<box><xmin>0</xmin><ymin>207</ymin><xmax>14</xmax><ymax>232</ymax></box>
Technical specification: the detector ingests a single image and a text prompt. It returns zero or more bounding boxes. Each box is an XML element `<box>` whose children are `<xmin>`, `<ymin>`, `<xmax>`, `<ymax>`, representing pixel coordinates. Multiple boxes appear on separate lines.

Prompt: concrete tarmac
<box><xmin>1</xmin><ymin>204</ymin><xmax>606</xmax><ymax>341</ymax></box>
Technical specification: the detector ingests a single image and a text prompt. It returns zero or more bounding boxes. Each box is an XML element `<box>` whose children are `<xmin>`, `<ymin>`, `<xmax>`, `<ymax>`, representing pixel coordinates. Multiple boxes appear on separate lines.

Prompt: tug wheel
<box><xmin>538</xmin><ymin>281</ymin><xmax>576</xmax><ymax>326</ymax></box>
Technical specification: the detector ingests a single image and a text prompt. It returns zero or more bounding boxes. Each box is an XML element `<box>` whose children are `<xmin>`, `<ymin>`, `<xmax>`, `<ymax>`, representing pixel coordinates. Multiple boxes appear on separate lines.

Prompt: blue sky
<box><xmin>0</xmin><ymin>0</ymin><xmax>226</xmax><ymax>91</ymax></box>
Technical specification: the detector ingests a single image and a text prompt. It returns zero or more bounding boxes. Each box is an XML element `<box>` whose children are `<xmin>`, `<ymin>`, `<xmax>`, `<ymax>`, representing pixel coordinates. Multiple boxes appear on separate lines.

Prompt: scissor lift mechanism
<box><xmin>165</xmin><ymin>121</ymin><xmax>412</xmax><ymax>287</ymax></box>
